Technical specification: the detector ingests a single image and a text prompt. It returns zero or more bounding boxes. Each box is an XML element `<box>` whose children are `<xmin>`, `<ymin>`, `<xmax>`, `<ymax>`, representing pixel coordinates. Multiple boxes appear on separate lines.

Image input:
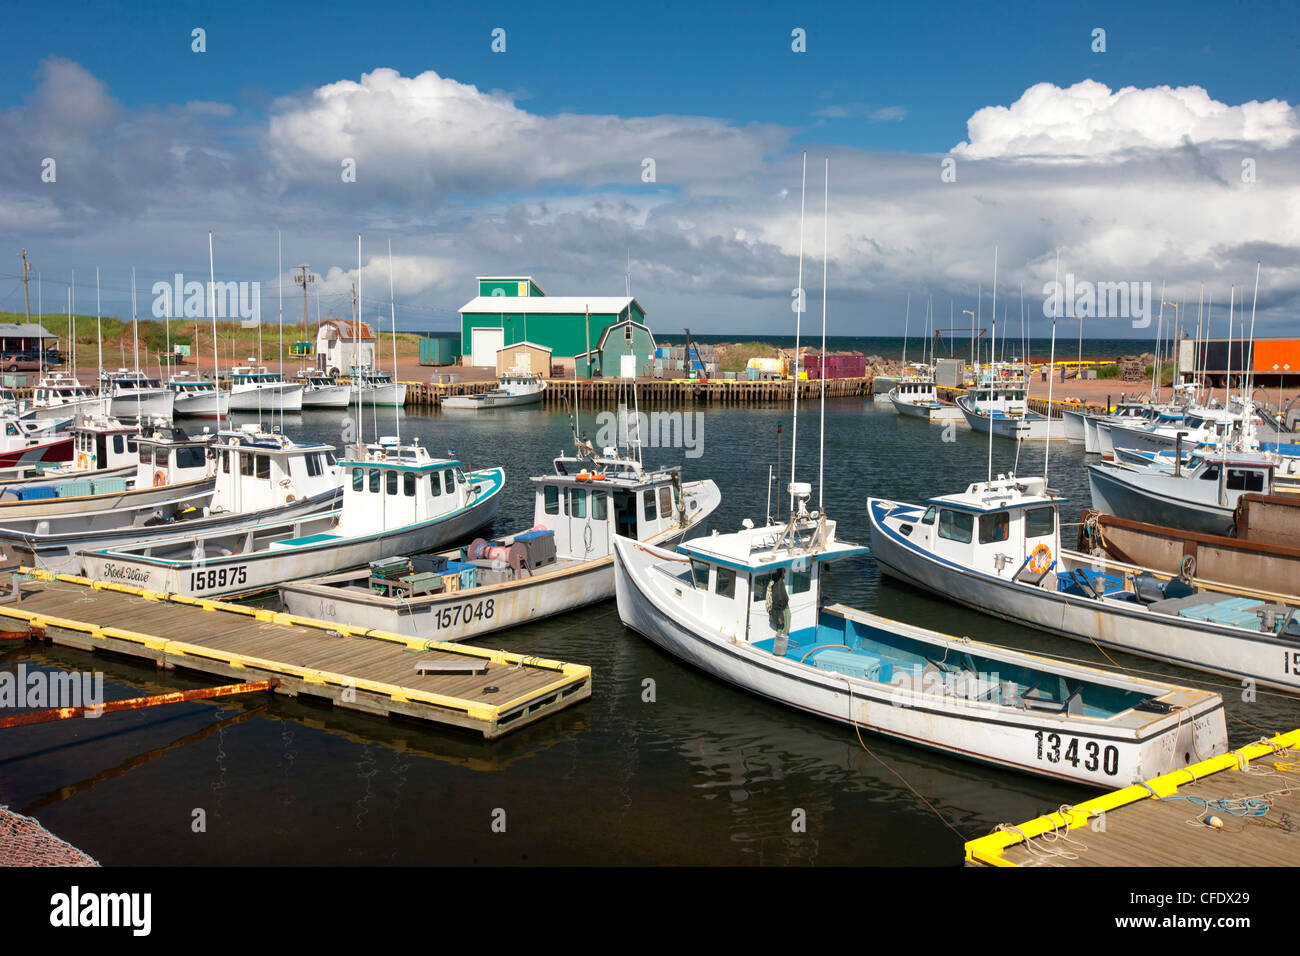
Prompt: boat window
<box><xmin>369</xmin><ymin>468</ymin><xmax>380</xmax><ymax>493</ymax></box>
<box><xmin>403</xmin><ymin>471</ymin><xmax>415</xmax><ymax>496</ymax></box>
<box><xmin>592</xmin><ymin>492</ymin><xmax>608</xmax><ymax>521</ymax></box>
<box><xmin>140</xmin><ymin>445</ymin><xmax>153</xmax><ymax>465</ymax></box>
<box><xmin>429</xmin><ymin>472</ymin><xmax>442</xmax><ymax>496</ymax></box>
<box><xmin>324</xmin><ymin>451</ymin><xmax>336</xmax><ymax>466</ymax></box>
<box><xmin>753</xmin><ymin>573</ymin><xmax>771</xmax><ymax>602</ymax></box>
<box><xmin>938</xmin><ymin>509</ymin><xmax>973</xmax><ymax>544</ymax></box>
<box><xmin>155</xmin><ymin>449</ymin><xmax>170</xmax><ymax>468</ymax></box>
<box><xmin>690</xmin><ymin>559</ymin><xmax>710</xmax><ymax>589</ymax></box>
<box><xmin>386</xmin><ymin>470</ymin><xmax>398</xmax><ymax>495</ymax></box>
<box><xmin>790</xmin><ymin>567</ymin><xmax>812</xmax><ymax>594</ymax></box>
<box><xmin>715</xmin><ymin>567</ymin><xmax>735</xmax><ymax>599</ymax></box>
<box><xmin>1025</xmin><ymin>506</ymin><xmax>1055</xmax><ymax>538</ymax></box>
<box><xmin>979</xmin><ymin>512</ymin><xmax>1009</xmax><ymax>544</ymax></box>
<box><xmin>112</xmin><ymin>435</ymin><xmax>124</xmax><ymax>454</ymax></box>
<box><xmin>921</xmin><ymin>506</ymin><xmax>936</xmax><ymax>525</ymax></box>
<box><xmin>306</xmin><ymin>454</ymin><xmax>321</xmax><ymax>478</ymax></box>
<box><xmin>544</xmin><ymin>485</ymin><xmax>558</xmax><ymax>514</ymax></box>
<box><xmin>240</xmin><ymin>452</ymin><xmax>254</xmax><ymax>477</ymax></box>
<box><xmin>1226</xmin><ymin>469</ymin><xmax>1265</xmax><ymax>492</ymax></box>
<box><xmin>220</xmin><ymin>450</ymin><xmax>229</xmax><ymax>474</ymax></box>
<box><xmin>643</xmin><ymin>490</ymin><xmax>657</xmax><ymax>522</ymax></box>
<box><xmin>352</xmin><ymin>467</ymin><xmax>364</xmax><ymax>491</ymax></box>
<box><xmin>176</xmin><ymin>446</ymin><xmax>205</xmax><ymax>469</ymax></box>
<box><xmin>256</xmin><ymin>455</ymin><xmax>270</xmax><ymax>480</ymax></box>
<box><xmin>443</xmin><ymin>471</ymin><xmax>455</xmax><ymax>495</ymax></box>
<box><xmin>127</xmin><ymin>439</ymin><xmax>137</xmax><ymax>454</ymax></box>
<box><xmin>659</xmin><ymin>486</ymin><xmax>673</xmax><ymax>516</ymax></box>
<box><xmin>1199</xmin><ymin>465</ymin><xmax>1220</xmax><ymax>481</ymax></box>
<box><xmin>570</xmin><ymin>488</ymin><xmax>587</xmax><ymax>518</ymax></box>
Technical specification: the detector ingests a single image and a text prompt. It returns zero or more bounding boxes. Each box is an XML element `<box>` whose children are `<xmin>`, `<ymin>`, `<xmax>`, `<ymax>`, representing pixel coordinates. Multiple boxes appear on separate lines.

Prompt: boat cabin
<box><xmin>166</xmin><ymin>372</ymin><xmax>220</xmax><ymax>394</ymax></box>
<box><xmin>229</xmin><ymin>366</ymin><xmax>288</xmax><ymax>385</ymax></box>
<box><xmin>895</xmin><ymin>474</ymin><xmax>1063</xmax><ymax>584</ymax></box>
<box><xmin>530</xmin><ymin>452</ymin><xmax>692</xmax><ymax>558</ymax></box>
<box><xmin>70</xmin><ymin>416</ymin><xmax>139</xmax><ymax>474</ymax></box>
<box><xmin>336</xmin><ymin>439</ymin><xmax>474</xmax><ymax>536</ymax></box>
<box><xmin>134</xmin><ymin>422</ymin><xmax>214</xmax><ymax>488</ymax></box>
<box><xmin>211</xmin><ymin>425</ymin><xmax>338</xmax><ymax>510</ymax></box>
<box><xmin>1177</xmin><ymin>453</ymin><xmax>1275</xmax><ymax>500</ymax></box>
<box><xmin>33</xmin><ymin>372</ymin><xmax>98</xmax><ymax>408</ymax></box>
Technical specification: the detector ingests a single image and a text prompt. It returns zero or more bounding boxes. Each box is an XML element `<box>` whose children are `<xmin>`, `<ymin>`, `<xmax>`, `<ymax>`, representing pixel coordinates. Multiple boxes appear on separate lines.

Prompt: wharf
<box><xmin>965</xmin><ymin>730</ymin><xmax>1300</xmax><ymax>866</ymax></box>
<box><xmin>540</xmin><ymin>375</ymin><xmax>872</xmax><ymax>408</ymax></box>
<box><xmin>0</xmin><ymin>569</ymin><xmax>591</xmax><ymax>739</ymax></box>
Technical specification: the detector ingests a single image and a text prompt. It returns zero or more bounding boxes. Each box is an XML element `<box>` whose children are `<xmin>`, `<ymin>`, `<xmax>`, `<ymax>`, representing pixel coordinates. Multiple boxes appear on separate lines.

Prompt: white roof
<box><xmin>459</xmin><ymin>295</ymin><xmax>642</xmax><ymax>316</ymax></box>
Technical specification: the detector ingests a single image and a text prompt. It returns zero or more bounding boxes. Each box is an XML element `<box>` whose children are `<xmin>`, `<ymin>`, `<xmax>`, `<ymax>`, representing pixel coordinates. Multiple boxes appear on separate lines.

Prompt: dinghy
<box><xmin>281</xmin><ymin>443</ymin><xmax>719</xmax><ymax>641</ymax></box>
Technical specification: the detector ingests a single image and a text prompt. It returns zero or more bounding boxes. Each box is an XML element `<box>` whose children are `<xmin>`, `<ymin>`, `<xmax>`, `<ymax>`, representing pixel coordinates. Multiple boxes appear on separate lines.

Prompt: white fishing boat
<box><xmin>868</xmin><ymin>473</ymin><xmax>1300</xmax><ymax>693</ymax></box>
<box><xmin>166</xmin><ymin>372</ymin><xmax>230</xmax><ymax>418</ymax></box>
<box><xmin>351</xmin><ymin>368</ymin><xmax>407</xmax><ymax>407</ymax></box>
<box><xmin>280</xmin><ymin>442</ymin><xmax>720</xmax><ymax>641</ymax></box>
<box><xmin>79</xmin><ymin>439</ymin><xmax>503</xmax><ymax>598</ymax></box>
<box><xmin>298</xmin><ymin>372</ymin><xmax>351</xmax><ymax>408</ymax></box>
<box><xmin>0</xmin><ymin>422</ymin><xmax>214</xmax><ymax>532</ymax></box>
<box><xmin>0</xmin><ymin>424</ymin><xmax>343</xmax><ymax>574</ymax></box>
<box><xmin>616</xmin><ymin>483</ymin><xmax>1226</xmax><ymax>785</ymax></box>
<box><xmin>101</xmin><ymin>370</ymin><xmax>175</xmax><ymax>420</ymax></box>
<box><xmin>30</xmin><ymin>372</ymin><xmax>107</xmax><ymax>421</ymax></box>
<box><xmin>1088</xmin><ymin>451</ymin><xmax>1276</xmax><ymax>536</ymax></box>
<box><xmin>227</xmin><ymin>365</ymin><xmax>304</xmax><ymax>412</ymax></box>
<box><xmin>441</xmin><ymin>371</ymin><xmax>546</xmax><ymax>410</ymax></box>
<box><xmin>887</xmin><ymin>377</ymin><xmax>962</xmax><ymax>422</ymax></box>
<box><xmin>956</xmin><ymin>367</ymin><xmax>1063</xmax><ymax>441</ymax></box>
<box><xmin>0</xmin><ymin>415</ymin><xmax>139</xmax><ymax>487</ymax></box>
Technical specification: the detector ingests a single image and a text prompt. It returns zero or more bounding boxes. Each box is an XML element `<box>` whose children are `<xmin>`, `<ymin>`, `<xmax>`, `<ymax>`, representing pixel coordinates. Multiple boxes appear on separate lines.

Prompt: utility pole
<box><xmin>17</xmin><ymin>250</ymin><xmax>32</xmax><ymax>322</ymax></box>
<box><xmin>294</xmin><ymin>264</ymin><xmax>314</xmax><ymax>364</ymax></box>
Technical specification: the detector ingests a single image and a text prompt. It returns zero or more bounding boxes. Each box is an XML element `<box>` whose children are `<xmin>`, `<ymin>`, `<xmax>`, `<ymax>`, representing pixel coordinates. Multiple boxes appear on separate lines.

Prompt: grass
<box><xmin>716</xmin><ymin>341</ymin><xmax>782</xmax><ymax>373</ymax></box>
<box><xmin>1095</xmin><ymin>364</ymin><xmax>1122</xmax><ymax>380</ymax></box>
<box><xmin>0</xmin><ymin>311</ymin><xmax>425</xmax><ymax>366</ymax></box>
<box><xmin>1143</xmin><ymin>362</ymin><xmax>1177</xmax><ymax>387</ymax></box>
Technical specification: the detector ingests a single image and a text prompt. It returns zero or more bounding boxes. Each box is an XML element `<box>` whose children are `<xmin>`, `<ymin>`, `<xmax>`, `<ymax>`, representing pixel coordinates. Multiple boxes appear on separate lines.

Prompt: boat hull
<box><xmin>172</xmin><ymin>391</ymin><xmax>230</xmax><ymax>418</ymax></box>
<box><xmin>109</xmin><ymin>390</ymin><xmax>174</xmax><ymax>420</ymax></box>
<box><xmin>300</xmin><ymin>385</ymin><xmax>352</xmax><ymax>408</ymax></box>
<box><xmin>0</xmin><ymin>436</ymin><xmax>73</xmax><ymax>469</ymax></box>
<box><xmin>229</xmin><ymin>383</ymin><xmax>304</xmax><ymax>412</ymax></box>
<box><xmin>1087</xmin><ymin>464</ymin><xmax>1236</xmax><ymax>536</ymax></box>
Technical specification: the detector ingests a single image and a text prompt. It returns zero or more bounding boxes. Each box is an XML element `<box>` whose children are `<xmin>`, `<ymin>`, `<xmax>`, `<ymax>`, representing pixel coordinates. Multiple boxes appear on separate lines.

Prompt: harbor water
<box><xmin>1</xmin><ymin>399</ymin><xmax>1293</xmax><ymax>865</ymax></box>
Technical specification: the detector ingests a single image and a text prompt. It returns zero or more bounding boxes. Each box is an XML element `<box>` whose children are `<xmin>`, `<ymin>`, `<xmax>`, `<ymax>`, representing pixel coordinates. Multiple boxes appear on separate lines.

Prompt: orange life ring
<box><xmin>76</xmin><ymin>452</ymin><xmax>89</xmax><ymax>469</ymax></box>
<box><xmin>153</xmin><ymin>470</ymin><xmax>166</xmax><ymax>488</ymax></box>
<box><xmin>576</xmin><ymin>472</ymin><xmax>591</xmax><ymax>482</ymax></box>
<box><xmin>590</xmin><ymin>473</ymin><xmax>606</xmax><ymax>481</ymax></box>
<box><xmin>1029</xmin><ymin>543</ymin><xmax>1053</xmax><ymax>574</ymax></box>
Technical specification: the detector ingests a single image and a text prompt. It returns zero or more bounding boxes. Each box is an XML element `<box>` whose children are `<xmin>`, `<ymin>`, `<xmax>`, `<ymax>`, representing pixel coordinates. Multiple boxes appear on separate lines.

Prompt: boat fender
<box><xmin>1029</xmin><ymin>543</ymin><xmax>1052</xmax><ymax>575</ymax></box>
<box><xmin>153</xmin><ymin>470</ymin><xmax>166</xmax><ymax>488</ymax></box>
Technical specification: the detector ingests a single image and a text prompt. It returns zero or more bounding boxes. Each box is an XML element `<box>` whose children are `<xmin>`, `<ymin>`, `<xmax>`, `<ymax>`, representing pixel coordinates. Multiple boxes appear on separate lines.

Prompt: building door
<box><xmin>620</xmin><ymin>353</ymin><xmax>636</xmax><ymax>379</ymax></box>
<box><xmin>471</xmin><ymin>327</ymin><xmax>505</xmax><ymax>367</ymax></box>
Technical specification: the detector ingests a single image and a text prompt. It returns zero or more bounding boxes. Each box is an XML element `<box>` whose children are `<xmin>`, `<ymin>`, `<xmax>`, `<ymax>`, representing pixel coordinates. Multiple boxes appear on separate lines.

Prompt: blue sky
<box><xmin>1</xmin><ymin>0</ymin><xmax>1298</xmax><ymax>336</ymax></box>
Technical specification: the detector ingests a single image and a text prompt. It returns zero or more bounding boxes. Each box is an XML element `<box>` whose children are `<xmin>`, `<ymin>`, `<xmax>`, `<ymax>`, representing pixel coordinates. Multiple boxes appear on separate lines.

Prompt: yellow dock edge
<box><xmin>9</xmin><ymin>568</ymin><xmax>592</xmax><ymax>724</ymax></box>
<box><xmin>964</xmin><ymin>729</ymin><xmax>1300</xmax><ymax>867</ymax></box>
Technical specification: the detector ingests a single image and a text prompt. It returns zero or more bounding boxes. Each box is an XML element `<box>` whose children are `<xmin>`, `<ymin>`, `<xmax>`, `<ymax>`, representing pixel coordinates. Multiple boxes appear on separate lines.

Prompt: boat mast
<box><xmin>789</xmin><ymin>151</ymin><xmax>807</xmax><ymax>516</ymax></box>
<box><xmin>208</xmin><ymin>231</ymin><xmax>223</xmax><ymax>432</ymax></box>
<box><xmin>1044</xmin><ymin>250</ymin><xmax>1060</xmax><ymax>484</ymax></box>
<box><xmin>818</xmin><ymin>155</ymin><xmax>828</xmax><ymax>511</ymax></box>
<box><xmin>388</xmin><ymin>239</ymin><xmax>400</xmax><ymax>449</ymax></box>
<box><xmin>987</xmin><ymin>246</ymin><xmax>997</xmax><ymax>484</ymax></box>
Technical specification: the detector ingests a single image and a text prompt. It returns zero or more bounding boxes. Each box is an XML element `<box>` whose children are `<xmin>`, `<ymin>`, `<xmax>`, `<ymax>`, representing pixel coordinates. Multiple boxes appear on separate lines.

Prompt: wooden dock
<box><xmin>0</xmin><ymin>569</ymin><xmax>591</xmax><ymax>739</ymax></box>
<box><xmin>965</xmin><ymin>730</ymin><xmax>1300</xmax><ymax>866</ymax></box>
<box><xmin>540</xmin><ymin>375</ymin><xmax>872</xmax><ymax>408</ymax></box>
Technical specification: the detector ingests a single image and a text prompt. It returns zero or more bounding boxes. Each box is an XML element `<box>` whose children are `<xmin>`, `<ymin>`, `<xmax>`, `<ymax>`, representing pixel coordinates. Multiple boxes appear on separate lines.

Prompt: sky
<box><xmin>1</xmin><ymin>0</ymin><xmax>1298</xmax><ymax>338</ymax></box>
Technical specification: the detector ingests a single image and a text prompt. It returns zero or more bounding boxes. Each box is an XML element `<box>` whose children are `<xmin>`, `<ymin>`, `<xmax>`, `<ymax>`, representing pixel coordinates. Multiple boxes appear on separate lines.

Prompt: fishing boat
<box><xmin>0</xmin><ymin>422</ymin><xmax>214</xmax><ymax>539</ymax></box>
<box><xmin>1088</xmin><ymin>451</ymin><xmax>1276</xmax><ymax>536</ymax></box>
<box><xmin>441</xmin><ymin>371</ymin><xmax>546</xmax><ymax>410</ymax></box>
<box><xmin>227</xmin><ymin>365</ymin><xmax>304</xmax><ymax>412</ymax></box>
<box><xmin>887</xmin><ymin>376</ymin><xmax>962</xmax><ymax>422</ymax></box>
<box><xmin>0</xmin><ymin>415</ymin><xmax>74</xmax><ymax>468</ymax></box>
<box><xmin>0</xmin><ymin>424</ymin><xmax>343</xmax><ymax>574</ymax></box>
<box><xmin>166</xmin><ymin>372</ymin><xmax>230</xmax><ymax>418</ymax></box>
<box><xmin>351</xmin><ymin>367</ymin><xmax>407</xmax><ymax>407</ymax></box>
<box><xmin>100</xmin><ymin>370</ymin><xmax>175</xmax><ymax>420</ymax></box>
<box><xmin>280</xmin><ymin>441</ymin><xmax>720</xmax><ymax>640</ymax></box>
<box><xmin>0</xmin><ymin>415</ymin><xmax>140</xmax><ymax>488</ymax></box>
<box><xmin>868</xmin><ymin>473</ymin><xmax>1300</xmax><ymax>693</ymax></box>
<box><xmin>298</xmin><ymin>372</ymin><xmax>352</xmax><ymax>408</ymax></box>
<box><xmin>79</xmin><ymin>438</ymin><xmax>503</xmax><ymax>598</ymax></box>
<box><xmin>617</xmin><ymin>482</ymin><xmax>1225</xmax><ymax>785</ymax></box>
<box><xmin>29</xmin><ymin>371</ymin><xmax>107</xmax><ymax>421</ymax></box>
<box><xmin>956</xmin><ymin>366</ymin><xmax>1063</xmax><ymax>441</ymax></box>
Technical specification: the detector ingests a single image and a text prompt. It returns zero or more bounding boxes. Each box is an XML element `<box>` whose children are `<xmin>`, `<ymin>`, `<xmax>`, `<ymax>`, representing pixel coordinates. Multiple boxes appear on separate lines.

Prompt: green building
<box><xmin>459</xmin><ymin>276</ymin><xmax>648</xmax><ymax>368</ymax></box>
<box><xmin>575</xmin><ymin>319</ymin><xmax>658</xmax><ymax>379</ymax></box>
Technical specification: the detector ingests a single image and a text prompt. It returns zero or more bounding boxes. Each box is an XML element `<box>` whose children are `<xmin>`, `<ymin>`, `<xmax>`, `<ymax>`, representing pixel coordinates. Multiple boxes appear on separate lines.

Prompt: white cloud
<box><xmin>953</xmin><ymin>80</ymin><xmax>1300</xmax><ymax>159</ymax></box>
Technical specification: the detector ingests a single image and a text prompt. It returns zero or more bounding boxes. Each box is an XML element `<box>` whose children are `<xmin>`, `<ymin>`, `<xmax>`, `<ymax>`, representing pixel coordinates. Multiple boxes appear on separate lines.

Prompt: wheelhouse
<box><xmin>210</xmin><ymin>425</ymin><xmax>338</xmax><ymax>510</ymax></box>
<box><xmin>134</xmin><ymin>423</ymin><xmax>214</xmax><ymax>488</ymax></box>
<box><xmin>70</xmin><ymin>418</ymin><xmax>138</xmax><ymax>473</ymax></box>
<box><xmin>337</xmin><ymin>440</ymin><xmax>475</xmax><ymax>535</ymax></box>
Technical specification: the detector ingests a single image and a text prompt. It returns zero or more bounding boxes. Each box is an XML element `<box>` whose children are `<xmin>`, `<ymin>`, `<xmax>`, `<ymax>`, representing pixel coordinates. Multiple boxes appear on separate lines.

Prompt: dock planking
<box><xmin>966</xmin><ymin>730</ymin><xmax>1300</xmax><ymax>866</ymax></box>
<box><xmin>0</xmin><ymin>569</ymin><xmax>591</xmax><ymax>739</ymax></box>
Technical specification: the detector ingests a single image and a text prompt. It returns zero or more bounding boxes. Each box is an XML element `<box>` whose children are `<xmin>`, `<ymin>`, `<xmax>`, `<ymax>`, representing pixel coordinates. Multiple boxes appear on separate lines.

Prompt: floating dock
<box><xmin>0</xmin><ymin>569</ymin><xmax>591</xmax><ymax>739</ymax></box>
<box><xmin>965</xmin><ymin>730</ymin><xmax>1300</xmax><ymax>866</ymax></box>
